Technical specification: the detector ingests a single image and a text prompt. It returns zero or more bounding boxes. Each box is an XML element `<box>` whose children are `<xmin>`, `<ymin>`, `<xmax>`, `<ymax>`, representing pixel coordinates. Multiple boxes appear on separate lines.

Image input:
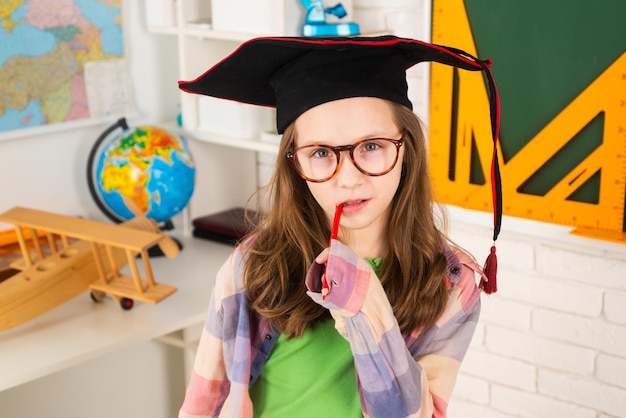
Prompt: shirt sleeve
<box><xmin>305</xmin><ymin>239</ymin><xmax>481</xmax><ymax>418</ymax></box>
<box><xmin>179</xmin><ymin>249</ymin><xmax>254</xmax><ymax>418</ymax></box>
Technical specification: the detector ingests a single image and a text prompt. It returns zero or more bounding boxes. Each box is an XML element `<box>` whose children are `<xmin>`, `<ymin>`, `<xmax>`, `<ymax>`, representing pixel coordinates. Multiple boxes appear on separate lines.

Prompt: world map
<box><xmin>0</xmin><ymin>0</ymin><xmax>126</xmax><ymax>133</ymax></box>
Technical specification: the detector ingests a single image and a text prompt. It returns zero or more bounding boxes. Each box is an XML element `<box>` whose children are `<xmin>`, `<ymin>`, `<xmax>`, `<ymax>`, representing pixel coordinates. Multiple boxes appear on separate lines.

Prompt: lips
<box><xmin>342</xmin><ymin>199</ymin><xmax>367</xmax><ymax>207</ymax></box>
<box><xmin>339</xmin><ymin>199</ymin><xmax>369</xmax><ymax>213</ymax></box>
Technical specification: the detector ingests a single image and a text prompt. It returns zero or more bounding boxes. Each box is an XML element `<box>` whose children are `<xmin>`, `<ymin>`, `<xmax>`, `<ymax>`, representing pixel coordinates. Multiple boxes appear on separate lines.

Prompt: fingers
<box><xmin>315</xmin><ymin>247</ymin><xmax>330</xmax><ymax>264</ymax></box>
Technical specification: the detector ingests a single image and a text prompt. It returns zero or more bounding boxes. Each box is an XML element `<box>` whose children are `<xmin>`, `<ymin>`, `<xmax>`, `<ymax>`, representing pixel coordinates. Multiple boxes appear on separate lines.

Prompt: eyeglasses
<box><xmin>286</xmin><ymin>137</ymin><xmax>403</xmax><ymax>183</ymax></box>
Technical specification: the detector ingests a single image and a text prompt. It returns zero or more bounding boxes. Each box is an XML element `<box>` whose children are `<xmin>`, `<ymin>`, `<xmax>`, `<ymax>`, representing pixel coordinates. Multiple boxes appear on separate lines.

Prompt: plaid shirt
<box><xmin>180</xmin><ymin>239</ymin><xmax>483</xmax><ymax>418</ymax></box>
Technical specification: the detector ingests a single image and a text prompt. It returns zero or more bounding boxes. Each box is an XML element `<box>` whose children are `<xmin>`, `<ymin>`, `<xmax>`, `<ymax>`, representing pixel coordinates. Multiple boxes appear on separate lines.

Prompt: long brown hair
<box><xmin>243</xmin><ymin>101</ymin><xmax>449</xmax><ymax>338</ymax></box>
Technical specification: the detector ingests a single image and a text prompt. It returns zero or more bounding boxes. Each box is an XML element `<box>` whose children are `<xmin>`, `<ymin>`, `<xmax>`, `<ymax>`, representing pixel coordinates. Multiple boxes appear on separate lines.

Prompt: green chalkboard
<box><xmin>464</xmin><ymin>1</ymin><xmax>626</xmax><ymax>203</ymax></box>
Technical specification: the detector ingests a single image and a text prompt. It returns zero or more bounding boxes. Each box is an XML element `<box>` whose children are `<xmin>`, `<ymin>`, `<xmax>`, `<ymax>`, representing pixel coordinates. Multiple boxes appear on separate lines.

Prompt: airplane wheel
<box><xmin>90</xmin><ymin>290</ymin><xmax>105</xmax><ymax>303</ymax></box>
<box><xmin>120</xmin><ymin>297</ymin><xmax>134</xmax><ymax>310</ymax></box>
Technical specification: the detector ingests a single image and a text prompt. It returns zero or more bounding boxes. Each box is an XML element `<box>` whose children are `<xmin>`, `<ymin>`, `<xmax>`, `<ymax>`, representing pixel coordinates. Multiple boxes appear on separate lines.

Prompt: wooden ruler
<box><xmin>429</xmin><ymin>0</ymin><xmax>626</xmax><ymax>242</ymax></box>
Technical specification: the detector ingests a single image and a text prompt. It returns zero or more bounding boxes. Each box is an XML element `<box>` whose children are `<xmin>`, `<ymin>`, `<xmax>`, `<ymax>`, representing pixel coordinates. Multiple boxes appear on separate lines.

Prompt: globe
<box><xmin>87</xmin><ymin>118</ymin><xmax>195</xmax><ymax>224</ymax></box>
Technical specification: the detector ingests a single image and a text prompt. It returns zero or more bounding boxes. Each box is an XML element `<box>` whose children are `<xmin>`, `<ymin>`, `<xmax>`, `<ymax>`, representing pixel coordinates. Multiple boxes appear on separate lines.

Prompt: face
<box><xmin>293</xmin><ymin>97</ymin><xmax>404</xmax><ymax>255</ymax></box>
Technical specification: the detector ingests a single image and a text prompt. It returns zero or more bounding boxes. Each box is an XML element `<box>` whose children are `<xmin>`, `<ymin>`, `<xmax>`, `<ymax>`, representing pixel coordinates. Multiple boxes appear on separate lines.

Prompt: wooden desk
<box><xmin>0</xmin><ymin>235</ymin><xmax>233</xmax><ymax>392</ymax></box>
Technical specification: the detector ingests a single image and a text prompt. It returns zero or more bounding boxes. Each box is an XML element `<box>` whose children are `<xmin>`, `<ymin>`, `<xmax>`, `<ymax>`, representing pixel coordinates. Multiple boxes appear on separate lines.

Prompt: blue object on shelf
<box><xmin>300</xmin><ymin>0</ymin><xmax>360</xmax><ymax>37</ymax></box>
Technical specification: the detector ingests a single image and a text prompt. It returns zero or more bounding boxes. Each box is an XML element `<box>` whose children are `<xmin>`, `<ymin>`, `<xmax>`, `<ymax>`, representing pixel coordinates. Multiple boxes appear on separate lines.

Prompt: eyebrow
<box><xmin>296</xmin><ymin>133</ymin><xmax>402</xmax><ymax>148</ymax></box>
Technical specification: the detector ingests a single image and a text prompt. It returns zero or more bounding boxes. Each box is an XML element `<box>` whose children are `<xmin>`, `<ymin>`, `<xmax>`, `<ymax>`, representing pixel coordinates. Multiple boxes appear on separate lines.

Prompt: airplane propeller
<box><xmin>122</xmin><ymin>196</ymin><xmax>180</xmax><ymax>259</ymax></box>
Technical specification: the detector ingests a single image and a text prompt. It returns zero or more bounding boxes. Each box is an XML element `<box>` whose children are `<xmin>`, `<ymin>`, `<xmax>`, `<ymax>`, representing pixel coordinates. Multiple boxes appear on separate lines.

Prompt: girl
<box><xmin>178</xmin><ymin>36</ymin><xmax>501</xmax><ymax>418</ymax></box>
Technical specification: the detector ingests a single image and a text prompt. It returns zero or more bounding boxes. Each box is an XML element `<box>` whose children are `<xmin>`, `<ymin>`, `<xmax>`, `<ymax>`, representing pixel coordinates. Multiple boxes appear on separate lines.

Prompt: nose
<box><xmin>335</xmin><ymin>151</ymin><xmax>363</xmax><ymax>187</ymax></box>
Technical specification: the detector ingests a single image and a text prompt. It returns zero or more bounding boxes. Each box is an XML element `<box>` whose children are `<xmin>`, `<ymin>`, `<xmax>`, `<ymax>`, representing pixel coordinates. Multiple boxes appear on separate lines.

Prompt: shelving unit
<box><xmin>145</xmin><ymin>0</ymin><xmax>359</xmax><ymax>222</ymax></box>
<box><xmin>146</xmin><ymin>0</ymin><xmax>313</xmax><ymax>140</ymax></box>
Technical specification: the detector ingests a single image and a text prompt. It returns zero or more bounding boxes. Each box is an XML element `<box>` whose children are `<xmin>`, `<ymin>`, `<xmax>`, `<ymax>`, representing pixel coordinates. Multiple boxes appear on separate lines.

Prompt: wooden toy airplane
<box><xmin>0</xmin><ymin>202</ymin><xmax>180</xmax><ymax>332</ymax></box>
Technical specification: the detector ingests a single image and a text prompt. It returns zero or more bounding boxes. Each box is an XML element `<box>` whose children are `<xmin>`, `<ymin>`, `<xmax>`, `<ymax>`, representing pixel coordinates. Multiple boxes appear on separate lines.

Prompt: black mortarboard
<box><xmin>179</xmin><ymin>36</ymin><xmax>502</xmax><ymax>293</ymax></box>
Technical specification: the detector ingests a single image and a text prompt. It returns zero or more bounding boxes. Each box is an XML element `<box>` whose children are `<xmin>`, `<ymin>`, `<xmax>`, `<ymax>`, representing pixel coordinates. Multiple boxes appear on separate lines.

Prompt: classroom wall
<box><xmin>1</xmin><ymin>1</ymin><xmax>625</xmax><ymax>418</ymax></box>
<box><xmin>352</xmin><ymin>1</ymin><xmax>626</xmax><ymax>417</ymax></box>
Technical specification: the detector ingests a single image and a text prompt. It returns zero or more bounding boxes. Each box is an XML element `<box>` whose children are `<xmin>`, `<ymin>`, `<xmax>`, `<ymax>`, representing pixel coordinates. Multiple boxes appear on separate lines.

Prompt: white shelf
<box><xmin>181</xmin><ymin>27</ymin><xmax>270</xmax><ymax>42</ymax></box>
<box><xmin>148</xmin><ymin>25</ymin><xmax>268</xmax><ymax>43</ymax></box>
<box><xmin>147</xmin><ymin>25</ymin><xmax>179</xmax><ymax>35</ymax></box>
<box><xmin>188</xmin><ymin>129</ymin><xmax>279</xmax><ymax>154</ymax></box>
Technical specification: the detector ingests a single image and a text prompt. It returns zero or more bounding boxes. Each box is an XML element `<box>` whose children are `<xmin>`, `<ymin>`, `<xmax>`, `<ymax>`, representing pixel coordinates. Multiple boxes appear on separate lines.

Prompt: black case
<box><xmin>192</xmin><ymin>207</ymin><xmax>258</xmax><ymax>245</ymax></box>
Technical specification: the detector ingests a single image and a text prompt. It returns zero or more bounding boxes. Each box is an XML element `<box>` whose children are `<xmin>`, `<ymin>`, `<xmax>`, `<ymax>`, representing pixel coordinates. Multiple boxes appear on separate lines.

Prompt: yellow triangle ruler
<box><xmin>430</xmin><ymin>0</ymin><xmax>626</xmax><ymax>243</ymax></box>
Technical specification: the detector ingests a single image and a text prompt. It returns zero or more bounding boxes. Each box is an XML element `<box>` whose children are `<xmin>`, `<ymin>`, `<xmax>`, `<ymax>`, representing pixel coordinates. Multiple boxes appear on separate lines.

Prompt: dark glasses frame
<box><xmin>286</xmin><ymin>137</ymin><xmax>404</xmax><ymax>183</ymax></box>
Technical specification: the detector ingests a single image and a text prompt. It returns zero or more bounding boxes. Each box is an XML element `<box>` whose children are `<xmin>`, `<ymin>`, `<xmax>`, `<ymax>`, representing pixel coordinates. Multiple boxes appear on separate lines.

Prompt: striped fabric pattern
<box><xmin>180</xmin><ymin>239</ymin><xmax>482</xmax><ymax>418</ymax></box>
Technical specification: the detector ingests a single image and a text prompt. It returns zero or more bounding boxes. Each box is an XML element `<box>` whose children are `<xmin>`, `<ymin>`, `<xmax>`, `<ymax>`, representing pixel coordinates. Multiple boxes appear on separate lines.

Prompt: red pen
<box><xmin>322</xmin><ymin>204</ymin><xmax>343</xmax><ymax>299</ymax></box>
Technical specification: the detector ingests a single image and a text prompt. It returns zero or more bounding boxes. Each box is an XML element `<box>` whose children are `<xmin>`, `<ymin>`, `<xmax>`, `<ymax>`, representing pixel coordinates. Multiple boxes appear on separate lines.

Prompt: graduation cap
<box><xmin>179</xmin><ymin>35</ymin><xmax>501</xmax><ymax>293</ymax></box>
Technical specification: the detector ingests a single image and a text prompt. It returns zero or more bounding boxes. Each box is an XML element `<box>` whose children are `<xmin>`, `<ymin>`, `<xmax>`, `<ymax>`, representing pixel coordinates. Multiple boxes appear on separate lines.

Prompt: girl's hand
<box><xmin>314</xmin><ymin>247</ymin><xmax>330</xmax><ymax>265</ymax></box>
<box><xmin>306</xmin><ymin>240</ymin><xmax>369</xmax><ymax>315</ymax></box>
<box><xmin>304</xmin><ymin>248</ymin><xmax>329</xmax><ymax>294</ymax></box>
<box><xmin>311</xmin><ymin>247</ymin><xmax>348</xmax><ymax>336</ymax></box>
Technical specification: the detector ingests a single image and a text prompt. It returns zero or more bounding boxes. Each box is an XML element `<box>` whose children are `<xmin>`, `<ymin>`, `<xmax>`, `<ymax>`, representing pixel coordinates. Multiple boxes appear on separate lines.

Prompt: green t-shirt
<box><xmin>249</xmin><ymin>319</ymin><xmax>361</xmax><ymax>417</ymax></box>
<box><xmin>249</xmin><ymin>258</ymin><xmax>382</xmax><ymax>417</ymax></box>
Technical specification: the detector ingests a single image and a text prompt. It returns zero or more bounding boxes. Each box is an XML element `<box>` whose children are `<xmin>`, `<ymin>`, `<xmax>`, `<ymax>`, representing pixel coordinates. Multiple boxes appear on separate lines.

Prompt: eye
<box><xmin>362</xmin><ymin>141</ymin><xmax>382</xmax><ymax>152</ymax></box>
<box><xmin>311</xmin><ymin>147</ymin><xmax>332</xmax><ymax>158</ymax></box>
<box><xmin>357</xmin><ymin>139</ymin><xmax>389</xmax><ymax>154</ymax></box>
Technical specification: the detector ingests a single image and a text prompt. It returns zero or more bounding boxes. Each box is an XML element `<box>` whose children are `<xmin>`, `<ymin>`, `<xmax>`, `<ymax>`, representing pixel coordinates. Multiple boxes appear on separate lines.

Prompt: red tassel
<box><xmin>481</xmin><ymin>245</ymin><xmax>498</xmax><ymax>294</ymax></box>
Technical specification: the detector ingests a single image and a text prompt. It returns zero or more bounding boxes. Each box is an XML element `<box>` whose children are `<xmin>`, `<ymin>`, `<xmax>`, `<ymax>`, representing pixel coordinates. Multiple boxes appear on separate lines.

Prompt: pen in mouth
<box><xmin>330</xmin><ymin>203</ymin><xmax>343</xmax><ymax>241</ymax></box>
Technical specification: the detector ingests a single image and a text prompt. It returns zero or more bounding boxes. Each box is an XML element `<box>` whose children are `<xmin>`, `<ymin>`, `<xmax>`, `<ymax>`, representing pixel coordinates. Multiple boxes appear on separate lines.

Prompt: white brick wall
<box><xmin>352</xmin><ymin>1</ymin><xmax>626</xmax><ymax>417</ymax></box>
<box><xmin>447</xmin><ymin>212</ymin><xmax>626</xmax><ymax>417</ymax></box>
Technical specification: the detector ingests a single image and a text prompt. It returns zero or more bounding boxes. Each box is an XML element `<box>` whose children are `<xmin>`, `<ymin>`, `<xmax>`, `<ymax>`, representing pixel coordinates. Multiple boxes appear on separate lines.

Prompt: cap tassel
<box><xmin>481</xmin><ymin>245</ymin><xmax>498</xmax><ymax>294</ymax></box>
<box><xmin>476</xmin><ymin>56</ymin><xmax>501</xmax><ymax>295</ymax></box>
